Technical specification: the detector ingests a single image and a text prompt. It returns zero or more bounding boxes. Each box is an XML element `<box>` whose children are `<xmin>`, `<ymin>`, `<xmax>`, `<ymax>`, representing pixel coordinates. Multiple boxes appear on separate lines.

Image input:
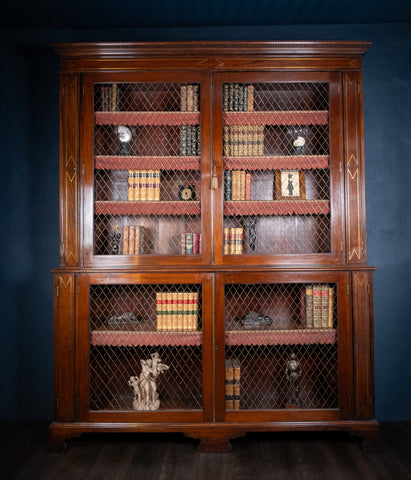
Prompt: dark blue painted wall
<box><xmin>0</xmin><ymin>23</ymin><xmax>409</xmax><ymax>421</ymax></box>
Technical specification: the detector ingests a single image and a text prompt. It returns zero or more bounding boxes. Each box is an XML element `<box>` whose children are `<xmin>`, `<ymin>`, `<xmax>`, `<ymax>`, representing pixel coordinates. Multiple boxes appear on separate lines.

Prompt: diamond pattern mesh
<box><xmin>224</xmin><ymin>283</ymin><xmax>338</xmax><ymax>410</ymax></box>
<box><xmin>89</xmin><ymin>283</ymin><xmax>203</xmax><ymax>411</ymax></box>
<box><xmin>93</xmin><ymin>83</ymin><xmax>202</xmax><ymax>256</ymax></box>
<box><xmin>222</xmin><ymin>82</ymin><xmax>331</xmax><ymax>255</ymax></box>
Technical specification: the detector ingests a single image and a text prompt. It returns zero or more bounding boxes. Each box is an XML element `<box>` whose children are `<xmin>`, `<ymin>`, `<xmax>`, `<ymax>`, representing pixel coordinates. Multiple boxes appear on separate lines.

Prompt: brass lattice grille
<box><xmin>224</xmin><ymin>283</ymin><xmax>338</xmax><ymax>410</ymax></box>
<box><xmin>93</xmin><ymin>82</ymin><xmax>202</xmax><ymax>256</ymax></box>
<box><xmin>222</xmin><ymin>82</ymin><xmax>331</xmax><ymax>255</ymax></box>
<box><xmin>89</xmin><ymin>283</ymin><xmax>203</xmax><ymax>411</ymax></box>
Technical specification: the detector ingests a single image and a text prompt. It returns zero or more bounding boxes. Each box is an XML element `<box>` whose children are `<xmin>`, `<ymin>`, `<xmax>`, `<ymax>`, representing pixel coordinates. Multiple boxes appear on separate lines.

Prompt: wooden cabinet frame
<box><xmin>50</xmin><ymin>41</ymin><xmax>378</xmax><ymax>453</ymax></box>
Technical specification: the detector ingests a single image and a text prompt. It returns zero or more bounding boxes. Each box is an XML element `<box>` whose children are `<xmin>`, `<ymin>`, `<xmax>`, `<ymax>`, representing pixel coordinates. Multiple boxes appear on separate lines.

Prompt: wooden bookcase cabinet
<box><xmin>51</xmin><ymin>41</ymin><xmax>378</xmax><ymax>453</ymax></box>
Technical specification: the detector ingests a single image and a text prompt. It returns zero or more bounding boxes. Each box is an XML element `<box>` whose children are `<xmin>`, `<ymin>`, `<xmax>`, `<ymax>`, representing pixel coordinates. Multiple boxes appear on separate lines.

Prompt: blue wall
<box><xmin>0</xmin><ymin>23</ymin><xmax>410</xmax><ymax>421</ymax></box>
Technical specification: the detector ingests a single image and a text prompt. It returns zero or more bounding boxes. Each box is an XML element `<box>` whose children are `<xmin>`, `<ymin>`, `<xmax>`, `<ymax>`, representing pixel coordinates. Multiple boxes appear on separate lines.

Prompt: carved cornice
<box><xmin>54</xmin><ymin>41</ymin><xmax>372</xmax><ymax>59</ymax></box>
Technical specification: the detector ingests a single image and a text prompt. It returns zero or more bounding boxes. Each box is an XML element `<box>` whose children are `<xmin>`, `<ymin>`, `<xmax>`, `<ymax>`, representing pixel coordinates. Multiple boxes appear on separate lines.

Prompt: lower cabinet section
<box><xmin>50</xmin><ymin>270</ymin><xmax>379</xmax><ymax>452</ymax></box>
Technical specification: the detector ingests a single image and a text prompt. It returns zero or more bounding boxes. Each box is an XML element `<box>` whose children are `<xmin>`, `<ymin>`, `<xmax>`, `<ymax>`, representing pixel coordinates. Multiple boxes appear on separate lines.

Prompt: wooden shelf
<box><xmin>224</xmin><ymin>200</ymin><xmax>330</xmax><ymax>216</ymax></box>
<box><xmin>225</xmin><ymin>328</ymin><xmax>337</xmax><ymax>346</ymax></box>
<box><xmin>95</xmin><ymin>111</ymin><xmax>200</xmax><ymax>126</ymax></box>
<box><xmin>223</xmin><ymin>111</ymin><xmax>328</xmax><ymax>126</ymax></box>
<box><xmin>95</xmin><ymin>156</ymin><xmax>201</xmax><ymax>171</ymax></box>
<box><xmin>224</xmin><ymin>155</ymin><xmax>329</xmax><ymax>171</ymax></box>
<box><xmin>91</xmin><ymin>329</ymin><xmax>202</xmax><ymax>347</ymax></box>
<box><xmin>95</xmin><ymin>201</ymin><xmax>201</xmax><ymax>216</ymax></box>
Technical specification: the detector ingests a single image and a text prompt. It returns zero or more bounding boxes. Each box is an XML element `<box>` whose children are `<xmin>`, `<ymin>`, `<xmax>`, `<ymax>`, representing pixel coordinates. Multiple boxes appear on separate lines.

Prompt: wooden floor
<box><xmin>1</xmin><ymin>422</ymin><xmax>410</xmax><ymax>480</ymax></box>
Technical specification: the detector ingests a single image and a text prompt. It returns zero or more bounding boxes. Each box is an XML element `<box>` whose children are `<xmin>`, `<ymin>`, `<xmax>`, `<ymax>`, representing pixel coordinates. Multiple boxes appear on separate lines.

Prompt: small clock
<box><xmin>178</xmin><ymin>185</ymin><xmax>196</xmax><ymax>201</ymax></box>
<box><xmin>115</xmin><ymin>125</ymin><xmax>132</xmax><ymax>155</ymax></box>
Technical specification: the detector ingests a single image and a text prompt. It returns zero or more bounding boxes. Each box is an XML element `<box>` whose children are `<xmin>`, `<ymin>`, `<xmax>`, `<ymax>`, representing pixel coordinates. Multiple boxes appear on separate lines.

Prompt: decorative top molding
<box><xmin>54</xmin><ymin>41</ymin><xmax>372</xmax><ymax>60</ymax></box>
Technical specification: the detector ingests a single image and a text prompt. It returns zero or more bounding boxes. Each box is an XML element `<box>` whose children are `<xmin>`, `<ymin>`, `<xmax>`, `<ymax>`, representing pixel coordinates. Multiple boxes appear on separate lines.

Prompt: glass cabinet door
<box><xmin>77</xmin><ymin>273</ymin><xmax>213</xmax><ymax>422</ymax></box>
<box><xmin>214</xmin><ymin>272</ymin><xmax>352</xmax><ymax>421</ymax></box>
<box><xmin>82</xmin><ymin>73</ymin><xmax>211</xmax><ymax>266</ymax></box>
<box><xmin>213</xmin><ymin>72</ymin><xmax>343</xmax><ymax>264</ymax></box>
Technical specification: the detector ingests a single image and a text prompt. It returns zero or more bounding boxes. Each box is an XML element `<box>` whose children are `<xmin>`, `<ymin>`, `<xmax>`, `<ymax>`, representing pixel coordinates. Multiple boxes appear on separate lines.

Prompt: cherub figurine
<box><xmin>129</xmin><ymin>352</ymin><xmax>169</xmax><ymax>410</ymax></box>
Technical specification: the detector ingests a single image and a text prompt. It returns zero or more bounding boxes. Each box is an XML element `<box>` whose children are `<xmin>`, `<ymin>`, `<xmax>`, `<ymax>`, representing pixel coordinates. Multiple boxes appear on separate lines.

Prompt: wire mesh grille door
<box><xmin>224</xmin><ymin>283</ymin><xmax>338</xmax><ymax>411</ymax></box>
<box><xmin>222</xmin><ymin>82</ymin><xmax>330</xmax><ymax>256</ymax></box>
<box><xmin>93</xmin><ymin>82</ymin><xmax>202</xmax><ymax>256</ymax></box>
<box><xmin>89</xmin><ymin>283</ymin><xmax>203</xmax><ymax>411</ymax></box>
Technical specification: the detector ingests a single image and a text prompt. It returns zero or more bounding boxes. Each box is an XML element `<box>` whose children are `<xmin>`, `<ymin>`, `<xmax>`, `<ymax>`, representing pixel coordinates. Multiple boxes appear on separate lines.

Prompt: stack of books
<box><xmin>127</xmin><ymin>170</ymin><xmax>161</xmax><ymax>201</ymax></box>
<box><xmin>180</xmin><ymin>233</ymin><xmax>202</xmax><ymax>255</ymax></box>
<box><xmin>223</xmin><ymin>84</ymin><xmax>254</xmax><ymax>111</ymax></box>
<box><xmin>180</xmin><ymin>125</ymin><xmax>201</xmax><ymax>156</ymax></box>
<box><xmin>155</xmin><ymin>292</ymin><xmax>199</xmax><ymax>331</ymax></box>
<box><xmin>223</xmin><ymin>227</ymin><xmax>243</xmax><ymax>255</ymax></box>
<box><xmin>180</xmin><ymin>85</ymin><xmax>199</xmax><ymax>112</ymax></box>
<box><xmin>100</xmin><ymin>83</ymin><xmax>119</xmax><ymax>111</ymax></box>
<box><xmin>225</xmin><ymin>170</ymin><xmax>251</xmax><ymax>201</ymax></box>
<box><xmin>122</xmin><ymin>226</ymin><xmax>144</xmax><ymax>255</ymax></box>
<box><xmin>223</xmin><ymin>125</ymin><xmax>264</xmax><ymax>156</ymax></box>
<box><xmin>304</xmin><ymin>284</ymin><xmax>334</xmax><ymax>328</ymax></box>
<box><xmin>225</xmin><ymin>359</ymin><xmax>241</xmax><ymax>410</ymax></box>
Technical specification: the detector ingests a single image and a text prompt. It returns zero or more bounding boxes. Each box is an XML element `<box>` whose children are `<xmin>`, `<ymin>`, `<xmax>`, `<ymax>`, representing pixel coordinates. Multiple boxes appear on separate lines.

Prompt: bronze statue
<box><xmin>286</xmin><ymin>353</ymin><xmax>302</xmax><ymax>407</ymax></box>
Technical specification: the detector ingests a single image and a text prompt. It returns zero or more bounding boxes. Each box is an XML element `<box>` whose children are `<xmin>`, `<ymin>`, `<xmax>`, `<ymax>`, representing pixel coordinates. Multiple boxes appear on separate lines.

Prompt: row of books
<box><xmin>180</xmin><ymin>125</ymin><xmax>201</xmax><ymax>156</ymax></box>
<box><xmin>223</xmin><ymin>84</ymin><xmax>254</xmax><ymax>112</ymax></box>
<box><xmin>304</xmin><ymin>284</ymin><xmax>334</xmax><ymax>329</ymax></box>
<box><xmin>122</xmin><ymin>225</ymin><xmax>144</xmax><ymax>255</ymax></box>
<box><xmin>100</xmin><ymin>84</ymin><xmax>119</xmax><ymax>112</ymax></box>
<box><xmin>225</xmin><ymin>358</ymin><xmax>241</xmax><ymax>410</ymax></box>
<box><xmin>180</xmin><ymin>233</ymin><xmax>202</xmax><ymax>255</ymax></box>
<box><xmin>155</xmin><ymin>292</ymin><xmax>199</xmax><ymax>331</ymax></box>
<box><xmin>223</xmin><ymin>227</ymin><xmax>244</xmax><ymax>255</ymax></box>
<box><xmin>223</xmin><ymin>125</ymin><xmax>264</xmax><ymax>157</ymax></box>
<box><xmin>180</xmin><ymin>85</ymin><xmax>199</xmax><ymax>112</ymax></box>
<box><xmin>127</xmin><ymin>170</ymin><xmax>161</xmax><ymax>201</ymax></box>
<box><xmin>225</xmin><ymin>170</ymin><xmax>252</xmax><ymax>201</ymax></box>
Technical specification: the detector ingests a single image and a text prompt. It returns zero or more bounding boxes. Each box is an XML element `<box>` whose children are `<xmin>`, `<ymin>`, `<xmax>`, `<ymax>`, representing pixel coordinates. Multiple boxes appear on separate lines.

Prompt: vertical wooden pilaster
<box><xmin>352</xmin><ymin>271</ymin><xmax>375</xmax><ymax>419</ymax></box>
<box><xmin>343</xmin><ymin>72</ymin><xmax>367</xmax><ymax>264</ymax></box>
<box><xmin>60</xmin><ymin>73</ymin><xmax>80</xmax><ymax>266</ymax></box>
<box><xmin>54</xmin><ymin>273</ymin><xmax>77</xmax><ymax>421</ymax></box>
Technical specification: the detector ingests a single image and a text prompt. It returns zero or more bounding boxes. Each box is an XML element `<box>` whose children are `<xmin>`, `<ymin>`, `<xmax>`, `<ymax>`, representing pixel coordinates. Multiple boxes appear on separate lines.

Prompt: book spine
<box><xmin>245</xmin><ymin>173</ymin><xmax>252</xmax><ymax>201</ymax></box>
<box><xmin>183</xmin><ymin>292</ymin><xmax>189</xmax><ymax>331</ymax></box>
<box><xmin>156</xmin><ymin>292</ymin><xmax>162</xmax><ymax>331</ymax></box>
<box><xmin>193</xmin><ymin>85</ymin><xmax>199</xmax><ymax>112</ymax></box>
<box><xmin>122</xmin><ymin>225</ymin><xmax>129</xmax><ymax>255</ymax></box>
<box><xmin>165</xmin><ymin>292</ymin><xmax>172</xmax><ymax>331</ymax></box>
<box><xmin>128</xmin><ymin>170</ymin><xmax>134</xmax><ymax>201</ymax></box>
<box><xmin>225</xmin><ymin>359</ymin><xmax>234</xmax><ymax>410</ymax></box>
<box><xmin>180</xmin><ymin>85</ymin><xmax>187</xmax><ymax>111</ymax></box>
<box><xmin>229</xmin><ymin>227</ymin><xmax>236</xmax><ymax>255</ymax></box>
<box><xmin>247</xmin><ymin>85</ymin><xmax>254</xmax><ymax>111</ymax></box>
<box><xmin>313</xmin><ymin>284</ymin><xmax>323</xmax><ymax>328</ymax></box>
<box><xmin>185</xmin><ymin>233</ymin><xmax>194</xmax><ymax>254</ymax></box>
<box><xmin>321</xmin><ymin>284</ymin><xmax>329</xmax><ymax>328</ymax></box>
<box><xmin>223</xmin><ymin>227</ymin><xmax>230</xmax><ymax>255</ymax></box>
<box><xmin>235</xmin><ymin>227</ymin><xmax>243</xmax><ymax>254</ymax></box>
<box><xmin>193</xmin><ymin>292</ymin><xmax>199</xmax><ymax>331</ymax></box>
<box><xmin>111</xmin><ymin>83</ymin><xmax>118</xmax><ymax>111</ymax></box>
<box><xmin>231</xmin><ymin>170</ymin><xmax>239</xmax><ymax>201</ymax></box>
<box><xmin>223</xmin><ymin>84</ymin><xmax>229</xmax><ymax>112</ymax></box>
<box><xmin>225</xmin><ymin>170</ymin><xmax>232</xmax><ymax>200</ymax></box>
<box><xmin>180</xmin><ymin>233</ymin><xmax>186</xmax><ymax>255</ymax></box>
<box><xmin>187</xmin><ymin>85</ymin><xmax>194</xmax><ymax>112</ymax></box>
<box><xmin>177</xmin><ymin>292</ymin><xmax>184</xmax><ymax>331</ymax></box>
<box><xmin>180</xmin><ymin>125</ymin><xmax>188</xmax><ymax>156</ymax></box>
<box><xmin>128</xmin><ymin>226</ymin><xmax>135</xmax><ymax>255</ymax></box>
<box><xmin>328</xmin><ymin>286</ymin><xmax>334</xmax><ymax>328</ymax></box>
<box><xmin>239</xmin><ymin>170</ymin><xmax>246</xmax><ymax>200</ymax></box>
<box><xmin>305</xmin><ymin>284</ymin><xmax>313</xmax><ymax>328</ymax></box>
<box><xmin>154</xmin><ymin>170</ymin><xmax>160</xmax><ymax>201</ymax></box>
<box><xmin>192</xmin><ymin>233</ymin><xmax>199</xmax><ymax>255</ymax></box>
<box><xmin>233</xmin><ymin>359</ymin><xmax>241</xmax><ymax>410</ymax></box>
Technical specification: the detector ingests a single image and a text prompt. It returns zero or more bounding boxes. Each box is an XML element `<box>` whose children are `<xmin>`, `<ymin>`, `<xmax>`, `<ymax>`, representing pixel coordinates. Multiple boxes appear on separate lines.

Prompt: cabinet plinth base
<box><xmin>48</xmin><ymin>420</ymin><xmax>380</xmax><ymax>453</ymax></box>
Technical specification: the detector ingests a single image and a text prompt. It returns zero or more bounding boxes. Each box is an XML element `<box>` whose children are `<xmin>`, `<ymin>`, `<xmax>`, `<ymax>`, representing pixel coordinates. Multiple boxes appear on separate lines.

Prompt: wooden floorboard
<box><xmin>1</xmin><ymin>422</ymin><xmax>410</xmax><ymax>480</ymax></box>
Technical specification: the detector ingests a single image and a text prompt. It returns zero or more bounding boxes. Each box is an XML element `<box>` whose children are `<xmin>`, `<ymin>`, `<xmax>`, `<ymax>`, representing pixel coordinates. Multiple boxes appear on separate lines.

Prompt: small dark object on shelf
<box><xmin>110</xmin><ymin>226</ymin><xmax>121</xmax><ymax>255</ymax></box>
<box><xmin>106</xmin><ymin>311</ymin><xmax>139</xmax><ymax>326</ymax></box>
<box><xmin>241</xmin><ymin>311</ymin><xmax>273</xmax><ymax>327</ymax></box>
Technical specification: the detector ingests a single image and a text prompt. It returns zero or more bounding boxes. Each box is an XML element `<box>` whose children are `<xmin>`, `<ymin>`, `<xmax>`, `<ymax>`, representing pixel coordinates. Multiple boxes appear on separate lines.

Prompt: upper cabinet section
<box><xmin>81</xmin><ymin>72</ymin><xmax>212</xmax><ymax>267</ymax></box>
<box><xmin>55</xmin><ymin>41</ymin><xmax>371</xmax><ymax>269</ymax></box>
<box><xmin>213</xmin><ymin>72</ymin><xmax>343</xmax><ymax>265</ymax></box>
